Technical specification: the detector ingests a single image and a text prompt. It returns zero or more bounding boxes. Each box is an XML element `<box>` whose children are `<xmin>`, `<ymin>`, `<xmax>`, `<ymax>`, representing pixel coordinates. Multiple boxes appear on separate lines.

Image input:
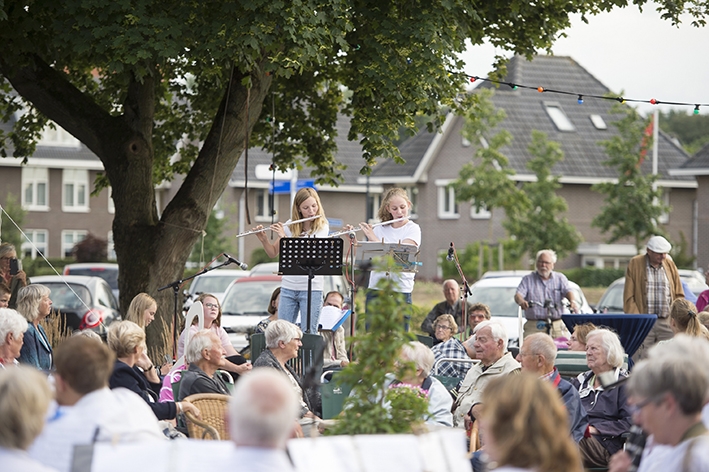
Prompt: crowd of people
<box><xmin>4</xmin><ymin>195</ymin><xmax>709</xmax><ymax>472</ymax></box>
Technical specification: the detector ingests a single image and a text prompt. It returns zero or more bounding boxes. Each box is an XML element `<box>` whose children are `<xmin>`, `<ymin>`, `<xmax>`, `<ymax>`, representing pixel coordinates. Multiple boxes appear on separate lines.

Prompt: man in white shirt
<box><xmin>29</xmin><ymin>336</ymin><xmax>164</xmax><ymax>472</ymax></box>
<box><xmin>229</xmin><ymin>369</ymin><xmax>300</xmax><ymax>471</ymax></box>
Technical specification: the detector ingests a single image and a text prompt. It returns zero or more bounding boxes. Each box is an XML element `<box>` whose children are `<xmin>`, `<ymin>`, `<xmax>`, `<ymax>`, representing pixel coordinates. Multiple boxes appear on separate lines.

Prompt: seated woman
<box><xmin>0</xmin><ymin>308</ymin><xmax>28</xmax><ymax>368</ymax></box>
<box><xmin>399</xmin><ymin>341</ymin><xmax>453</xmax><ymax>427</ymax></box>
<box><xmin>571</xmin><ymin>328</ymin><xmax>632</xmax><ymax>469</ymax></box>
<box><xmin>430</xmin><ymin>314</ymin><xmax>471</xmax><ymax>378</ymax></box>
<box><xmin>567</xmin><ymin>322</ymin><xmax>597</xmax><ymax>351</ymax></box>
<box><xmin>177</xmin><ymin>293</ymin><xmax>251</xmax><ymax>378</ymax></box>
<box><xmin>480</xmin><ymin>373</ymin><xmax>583</xmax><ymax>472</ymax></box>
<box><xmin>0</xmin><ymin>366</ymin><xmax>56</xmax><ymax>472</ymax></box>
<box><xmin>178</xmin><ymin>330</ymin><xmax>229</xmax><ymax>399</ymax></box>
<box><xmin>16</xmin><ymin>285</ymin><xmax>53</xmax><ymax>371</ymax></box>
<box><xmin>667</xmin><ymin>298</ymin><xmax>709</xmax><ymax>340</ymax></box>
<box><xmin>108</xmin><ymin>320</ymin><xmax>199</xmax><ymax>421</ymax></box>
<box><xmin>253</xmin><ymin>320</ymin><xmax>320</xmax><ymax>433</ymax></box>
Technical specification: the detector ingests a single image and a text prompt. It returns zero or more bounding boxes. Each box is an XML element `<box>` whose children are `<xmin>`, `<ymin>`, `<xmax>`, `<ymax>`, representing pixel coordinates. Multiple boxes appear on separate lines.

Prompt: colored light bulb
<box><xmin>577</xmin><ymin>95</ymin><xmax>584</xmax><ymax>104</ymax></box>
<box><xmin>537</xmin><ymin>86</ymin><xmax>544</xmax><ymax>93</ymax></box>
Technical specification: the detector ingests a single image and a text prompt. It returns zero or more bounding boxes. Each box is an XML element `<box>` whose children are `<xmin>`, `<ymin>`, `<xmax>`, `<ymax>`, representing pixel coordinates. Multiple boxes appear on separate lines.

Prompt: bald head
<box><xmin>443</xmin><ymin>279</ymin><xmax>460</xmax><ymax>305</ymax></box>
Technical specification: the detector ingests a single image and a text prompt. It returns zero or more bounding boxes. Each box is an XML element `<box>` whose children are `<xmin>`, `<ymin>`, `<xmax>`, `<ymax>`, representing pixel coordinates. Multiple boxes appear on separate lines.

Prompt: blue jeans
<box><xmin>278</xmin><ymin>287</ymin><xmax>323</xmax><ymax>334</ymax></box>
<box><xmin>364</xmin><ymin>290</ymin><xmax>412</xmax><ymax>331</ymax></box>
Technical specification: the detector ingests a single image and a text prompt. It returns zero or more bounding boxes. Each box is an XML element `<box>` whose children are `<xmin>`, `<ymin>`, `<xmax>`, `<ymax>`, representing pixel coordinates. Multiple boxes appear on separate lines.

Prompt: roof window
<box><xmin>544</xmin><ymin>103</ymin><xmax>575</xmax><ymax>132</ymax></box>
<box><xmin>590</xmin><ymin>114</ymin><xmax>607</xmax><ymax>130</ymax></box>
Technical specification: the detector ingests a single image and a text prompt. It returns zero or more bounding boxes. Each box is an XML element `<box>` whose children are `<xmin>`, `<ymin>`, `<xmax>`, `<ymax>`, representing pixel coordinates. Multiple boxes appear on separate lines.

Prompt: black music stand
<box><xmin>279</xmin><ymin>237</ymin><xmax>344</xmax><ymax>333</ymax></box>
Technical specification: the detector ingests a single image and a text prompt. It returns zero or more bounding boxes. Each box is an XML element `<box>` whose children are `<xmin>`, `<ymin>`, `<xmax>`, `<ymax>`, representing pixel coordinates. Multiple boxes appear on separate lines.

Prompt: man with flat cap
<box><xmin>624</xmin><ymin>235</ymin><xmax>684</xmax><ymax>361</ymax></box>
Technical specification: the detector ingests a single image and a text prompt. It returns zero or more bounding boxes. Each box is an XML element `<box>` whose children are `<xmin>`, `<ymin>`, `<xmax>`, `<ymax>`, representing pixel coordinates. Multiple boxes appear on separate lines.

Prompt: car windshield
<box><xmin>598</xmin><ymin>284</ymin><xmax>624</xmax><ymax>312</ymax></box>
<box><xmin>468</xmin><ymin>286</ymin><xmax>519</xmax><ymax>317</ymax></box>
<box><xmin>43</xmin><ymin>283</ymin><xmax>92</xmax><ymax>311</ymax></box>
<box><xmin>191</xmin><ymin>275</ymin><xmax>243</xmax><ymax>295</ymax></box>
<box><xmin>66</xmin><ymin>268</ymin><xmax>118</xmax><ymax>290</ymax></box>
<box><xmin>221</xmin><ymin>281</ymin><xmax>281</xmax><ymax>316</ymax></box>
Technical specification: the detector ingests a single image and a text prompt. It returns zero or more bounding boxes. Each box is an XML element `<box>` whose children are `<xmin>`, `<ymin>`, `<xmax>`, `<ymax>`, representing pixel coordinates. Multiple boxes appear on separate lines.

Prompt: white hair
<box><xmin>400</xmin><ymin>341</ymin><xmax>435</xmax><ymax>377</ymax></box>
<box><xmin>229</xmin><ymin>369</ymin><xmax>299</xmax><ymax>448</ymax></box>
<box><xmin>474</xmin><ymin>320</ymin><xmax>508</xmax><ymax>351</ymax></box>
<box><xmin>0</xmin><ymin>308</ymin><xmax>28</xmax><ymax>348</ymax></box>
<box><xmin>536</xmin><ymin>249</ymin><xmax>557</xmax><ymax>264</ymax></box>
<box><xmin>185</xmin><ymin>329</ymin><xmax>217</xmax><ymax>364</ymax></box>
<box><xmin>265</xmin><ymin>319</ymin><xmax>302</xmax><ymax>349</ymax></box>
<box><xmin>586</xmin><ymin>329</ymin><xmax>625</xmax><ymax>369</ymax></box>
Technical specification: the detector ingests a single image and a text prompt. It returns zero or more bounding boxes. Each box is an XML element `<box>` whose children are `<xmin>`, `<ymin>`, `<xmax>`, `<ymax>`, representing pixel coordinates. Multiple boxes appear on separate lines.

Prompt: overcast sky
<box><xmin>460</xmin><ymin>5</ymin><xmax>709</xmax><ymax>116</ymax></box>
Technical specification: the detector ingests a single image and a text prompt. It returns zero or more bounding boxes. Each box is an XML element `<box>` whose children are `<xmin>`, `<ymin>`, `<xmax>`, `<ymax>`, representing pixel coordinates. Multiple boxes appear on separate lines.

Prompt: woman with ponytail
<box><xmin>669</xmin><ymin>298</ymin><xmax>709</xmax><ymax>340</ymax></box>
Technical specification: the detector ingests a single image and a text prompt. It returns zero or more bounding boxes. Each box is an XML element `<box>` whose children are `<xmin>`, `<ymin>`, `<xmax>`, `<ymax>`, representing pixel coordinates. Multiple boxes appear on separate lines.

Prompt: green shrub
<box><xmin>561</xmin><ymin>267</ymin><xmax>624</xmax><ymax>287</ymax></box>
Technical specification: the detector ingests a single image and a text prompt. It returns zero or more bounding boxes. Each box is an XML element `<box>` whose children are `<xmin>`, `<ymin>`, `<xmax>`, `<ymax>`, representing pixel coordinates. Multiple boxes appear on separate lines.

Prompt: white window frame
<box><xmin>658</xmin><ymin>189</ymin><xmax>670</xmax><ymax>224</ymax></box>
<box><xmin>470</xmin><ymin>202</ymin><xmax>492</xmax><ymax>220</ymax></box>
<box><xmin>108</xmin><ymin>187</ymin><xmax>115</xmax><ymax>214</ymax></box>
<box><xmin>38</xmin><ymin>122</ymin><xmax>81</xmax><ymax>148</ymax></box>
<box><xmin>107</xmin><ymin>231</ymin><xmax>116</xmax><ymax>261</ymax></box>
<box><xmin>21</xmin><ymin>167</ymin><xmax>49</xmax><ymax>211</ymax></box>
<box><xmin>402</xmin><ymin>186</ymin><xmax>419</xmax><ymax>220</ymax></box>
<box><xmin>437</xmin><ymin>182</ymin><xmax>459</xmax><ymax>219</ymax></box>
<box><xmin>61</xmin><ymin>230</ymin><xmax>87</xmax><ymax>259</ymax></box>
<box><xmin>367</xmin><ymin>193</ymin><xmax>382</xmax><ymax>223</ymax></box>
<box><xmin>255</xmin><ymin>188</ymin><xmax>278</xmax><ymax>222</ymax></box>
<box><xmin>21</xmin><ymin>229</ymin><xmax>48</xmax><ymax>260</ymax></box>
<box><xmin>62</xmin><ymin>169</ymin><xmax>90</xmax><ymax>213</ymax></box>
<box><xmin>544</xmin><ymin>102</ymin><xmax>576</xmax><ymax>132</ymax></box>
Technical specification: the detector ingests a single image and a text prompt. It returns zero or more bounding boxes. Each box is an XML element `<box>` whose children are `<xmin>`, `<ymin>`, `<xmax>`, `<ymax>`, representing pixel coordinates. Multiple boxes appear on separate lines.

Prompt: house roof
<box><xmin>370</xmin><ymin>55</ymin><xmax>694</xmax><ymax>187</ymax></box>
<box><xmin>671</xmin><ymin>142</ymin><xmax>709</xmax><ymax>176</ymax></box>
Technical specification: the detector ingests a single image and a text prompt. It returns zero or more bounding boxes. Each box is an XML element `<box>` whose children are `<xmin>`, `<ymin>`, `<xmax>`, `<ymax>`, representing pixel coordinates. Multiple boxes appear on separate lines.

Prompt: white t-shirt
<box><xmin>638</xmin><ymin>434</ymin><xmax>709</xmax><ymax>472</ymax></box>
<box><xmin>280</xmin><ymin>221</ymin><xmax>330</xmax><ymax>292</ymax></box>
<box><xmin>367</xmin><ymin>220</ymin><xmax>421</xmax><ymax>293</ymax></box>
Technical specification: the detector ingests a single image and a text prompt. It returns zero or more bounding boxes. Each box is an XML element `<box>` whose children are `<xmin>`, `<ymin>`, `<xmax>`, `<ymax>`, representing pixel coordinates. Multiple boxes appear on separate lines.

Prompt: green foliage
<box><xmin>670</xmin><ymin>231</ymin><xmax>695</xmax><ymax>269</ymax></box>
<box><xmin>561</xmin><ymin>267</ymin><xmax>625</xmax><ymax>288</ymax></box>
<box><xmin>188</xmin><ymin>211</ymin><xmax>230</xmax><ymax>264</ymax></box>
<box><xmin>22</xmin><ymin>258</ymin><xmax>68</xmax><ymax>277</ymax></box>
<box><xmin>0</xmin><ymin>193</ymin><xmax>25</xmax><ymax>250</ymax></box>
<box><xmin>503</xmin><ymin>130</ymin><xmax>581</xmax><ymax>260</ymax></box>
<box><xmin>592</xmin><ymin>103</ymin><xmax>669</xmax><ymax>251</ymax></box>
<box><xmin>660</xmin><ymin>109</ymin><xmax>709</xmax><ymax>155</ymax></box>
<box><xmin>249</xmin><ymin>247</ymin><xmax>278</xmax><ymax>267</ymax></box>
<box><xmin>329</xmin><ymin>257</ymin><xmax>427</xmax><ymax>435</ymax></box>
<box><xmin>440</xmin><ymin>240</ymin><xmax>524</xmax><ymax>281</ymax></box>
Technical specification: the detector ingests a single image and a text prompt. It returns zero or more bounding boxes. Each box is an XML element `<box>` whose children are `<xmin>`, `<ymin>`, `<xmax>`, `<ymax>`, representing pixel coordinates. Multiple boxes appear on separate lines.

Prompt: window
<box><xmin>21</xmin><ymin>167</ymin><xmax>49</xmax><ymax>211</ymax></box>
<box><xmin>21</xmin><ymin>230</ymin><xmax>48</xmax><ymax>260</ymax></box>
<box><xmin>255</xmin><ymin>189</ymin><xmax>278</xmax><ymax>222</ymax></box>
<box><xmin>437</xmin><ymin>185</ymin><xmax>459</xmax><ymax>219</ymax></box>
<box><xmin>62</xmin><ymin>169</ymin><xmax>89</xmax><ymax>212</ymax></box>
<box><xmin>62</xmin><ymin>230</ymin><xmax>87</xmax><ymax>259</ymax></box>
<box><xmin>108</xmin><ymin>187</ymin><xmax>115</xmax><ymax>214</ymax></box>
<box><xmin>403</xmin><ymin>186</ymin><xmax>419</xmax><ymax>219</ymax></box>
<box><xmin>544</xmin><ymin>103</ymin><xmax>575</xmax><ymax>132</ymax></box>
<box><xmin>107</xmin><ymin>231</ymin><xmax>116</xmax><ymax>261</ymax></box>
<box><xmin>590</xmin><ymin>114</ymin><xmax>607</xmax><ymax>130</ymax></box>
<box><xmin>658</xmin><ymin>190</ymin><xmax>670</xmax><ymax>224</ymax></box>
<box><xmin>367</xmin><ymin>193</ymin><xmax>381</xmax><ymax>222</ymax></box>
<box><xmin>470</xmin><ymin>202</ymin><xmax>491</xmax><ymax>220</ymax></box>
<box><xmin>38</xmin><ymin>122</ymin><xmax>81</xmax><ymax>148</ymax></box>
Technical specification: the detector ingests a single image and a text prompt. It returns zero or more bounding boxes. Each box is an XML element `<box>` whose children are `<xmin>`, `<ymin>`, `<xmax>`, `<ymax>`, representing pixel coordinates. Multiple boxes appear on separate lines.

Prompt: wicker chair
<box><xmin>182</xmin><ymin>393</ymin><xmax>231</xmax><ymax>440</ymax></box>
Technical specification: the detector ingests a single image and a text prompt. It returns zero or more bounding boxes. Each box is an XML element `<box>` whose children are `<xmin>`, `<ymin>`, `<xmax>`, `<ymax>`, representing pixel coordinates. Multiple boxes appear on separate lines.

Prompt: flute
<box><xmin>234</xmin><ymin>215</ymin><xmax>321</xmax><ymax>239</ymax></box>
<box><xmin>329</xmin><ymin>217</ymin><xmax>408</xmax><ymax>238</ymax></box>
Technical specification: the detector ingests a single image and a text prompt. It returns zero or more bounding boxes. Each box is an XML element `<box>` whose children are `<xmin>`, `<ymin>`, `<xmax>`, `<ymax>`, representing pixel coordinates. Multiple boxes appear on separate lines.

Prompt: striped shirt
<box><xmin>646</xmin><ymin>260</ymin><xmax>671</xmax><ymax>318</ymax></box>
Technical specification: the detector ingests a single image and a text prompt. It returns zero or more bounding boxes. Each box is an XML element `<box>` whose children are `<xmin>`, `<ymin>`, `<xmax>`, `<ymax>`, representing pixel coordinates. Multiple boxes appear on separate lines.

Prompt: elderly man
<box><xmin>178</xmin><ymin>330</ymin><xmax>230</xmax><ymax>399</ymax></box>
<box><xmin>319</xmin><ymin>291</ymin><xmax>349</xmax><ymax>370</ymax></box>
<box><xmin>624</xmin><ymin>235</ymin><xmax>684</xmax><ymax>361</ymax></box>
<box><xmin>229</xmin><ymin>369</ymin><xmax>299</xmax><ymax>471</ymax></box>
<box><xmin>421</xmin><ymin>279</ymin><xmax>471</xmax><ymax>338</ymax></box>
<box><xmin>29</xmin><ymin>336</ymin><xmax>163</xmax><ymax>472</ymax></box>
<box><xmin>452</xmin><ymin>320</ymin><xmax>520</xmax><ymax>428</ymax></box>
<box><xmin>517</xmin><ymin>333</ymin><xmax>588</xmax><ymax>442</ymax></box>
<box><xmin>514</xmin><ymin>249</ymin><xmax>577</xmax><ymax>338</ymax></box>
<box><xmin>608</xmin><ymin>335</ymin><xmax>709</xmax><ymax>472</ymax></box>
<box><xmin>461</xmin><ymin>302</ymin><xmax>492</xmax><ymax>359</ymax></box>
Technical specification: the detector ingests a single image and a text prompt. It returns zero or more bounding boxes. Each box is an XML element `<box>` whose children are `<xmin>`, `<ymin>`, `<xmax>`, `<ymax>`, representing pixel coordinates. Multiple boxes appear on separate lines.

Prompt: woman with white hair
<box><xmin>0</xmin><ymin>308</ymin><xmax>28</xmax><ymax>368</ymax></box>
<box><xmin>253</xmin><ymin>320</ymin><xmax>320</xmax><ymax>427</ymax></box>
<box><xmin>571</xmin><ymin>328</ymin><xmax>632</xmax><ymax>469</ymax></box>
<box><xmin>16</xmin><ymin>284</ymin><xmax>53</xmax><ymax>371</ymax></box>
<box><xmin>0</xmin><ymin>366</ymin><xmax>56</xmax><ymax>472</ymax></box>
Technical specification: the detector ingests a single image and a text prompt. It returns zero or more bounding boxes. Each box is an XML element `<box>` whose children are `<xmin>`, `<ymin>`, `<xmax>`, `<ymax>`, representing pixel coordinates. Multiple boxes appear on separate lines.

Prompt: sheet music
<box><xmin>318</xmin><ymin>306</ymin><xmax>351</xmax><ymax>331</ymax></box>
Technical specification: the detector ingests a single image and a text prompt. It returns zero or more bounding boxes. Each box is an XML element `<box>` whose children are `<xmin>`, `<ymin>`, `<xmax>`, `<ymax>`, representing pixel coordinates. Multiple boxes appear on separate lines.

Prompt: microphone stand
<box><xmin>158</xmin><ymin>255</ymin><xmax>238</xmax><ymax>361</ymax></box>
<box><xmin>448</xmin><ymin>243</ymin><xmax>472</xmax><ymax>339</ymax></box>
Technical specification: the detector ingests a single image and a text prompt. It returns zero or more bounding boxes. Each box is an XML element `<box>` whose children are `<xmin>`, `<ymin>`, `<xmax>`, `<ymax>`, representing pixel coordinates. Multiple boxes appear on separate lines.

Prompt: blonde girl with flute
<box><xmin>253</xmin><ymin>187</ymin><xmax>329</xmax><ymax>333</ymax></box>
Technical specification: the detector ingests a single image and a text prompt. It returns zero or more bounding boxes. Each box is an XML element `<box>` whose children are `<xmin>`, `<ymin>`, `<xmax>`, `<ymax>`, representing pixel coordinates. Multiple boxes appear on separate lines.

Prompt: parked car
<box><xmin>63</xmin><ymin>263</ymin><xmax>120</xmax><ymax>302</ymax></box>
<box><xmin>220</xmin><ymin>275</ymin><xmax>282</xmax><ymax>350</ymax></box>
<box><xmin>182</xmin><ymin>268</ymin><xmax>251</xmax><ymax>313</ymax></box>
<box><xmin>249</xmin><ymin>262</ymin><xmax>349</xmax><ymax>298</ymax></box>
<box><xmin>596</xmin><ymin>272</ymin><xmax>708</xmax><ymax>313</ymax></box>
<box><xmin>469</xmin><ymin>272</ymin><xmax>593</xmax><ymax>346</ymax></box>
<box><xmin>31</xmin><ymin>275</ymin><xmax>121</xmax><ymax>336</ymax></box>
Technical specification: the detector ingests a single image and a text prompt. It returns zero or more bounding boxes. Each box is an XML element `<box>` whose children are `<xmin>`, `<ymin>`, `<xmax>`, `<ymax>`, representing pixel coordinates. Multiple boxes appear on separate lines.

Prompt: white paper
<box><xmin>353</xmin><ymin>434</ymin><xmax>422</xmax><ymax>472</ymax></box>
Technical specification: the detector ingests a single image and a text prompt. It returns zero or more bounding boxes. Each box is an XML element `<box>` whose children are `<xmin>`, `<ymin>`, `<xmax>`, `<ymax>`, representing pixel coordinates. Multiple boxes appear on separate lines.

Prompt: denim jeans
<box><xmin>279</xmin><ymin>287</ymin><xmax>323</xmax><ymax>334</ymax></box>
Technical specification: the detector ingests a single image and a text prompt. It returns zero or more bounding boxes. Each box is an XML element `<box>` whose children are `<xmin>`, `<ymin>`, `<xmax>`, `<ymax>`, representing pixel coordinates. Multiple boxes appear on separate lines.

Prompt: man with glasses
<box><xmin>608</xmin><ymin>335</ymin><xmax>709</xmax><ymax>472</ymax></box>
<box><xmin>319</xmin><ymin>291</ymin><xmax>349</xmax><ymax>370</ymax></box>
<box><xmin>514</xmin><ymin>249</ymin><xmax>577</xmax><ymax>338</ymax></box>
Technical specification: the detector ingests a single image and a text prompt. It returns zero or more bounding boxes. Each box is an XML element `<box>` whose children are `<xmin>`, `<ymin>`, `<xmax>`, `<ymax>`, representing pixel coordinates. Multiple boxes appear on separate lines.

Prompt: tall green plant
<box><xmin>329</xmin><ymin>258</ymin><xmax>427</xmax><ymax>435</ymax></box>
<box><xmin>0</xmin><ymin>193</ymin><xmax>26</xmax><ymax>250</ymax></box>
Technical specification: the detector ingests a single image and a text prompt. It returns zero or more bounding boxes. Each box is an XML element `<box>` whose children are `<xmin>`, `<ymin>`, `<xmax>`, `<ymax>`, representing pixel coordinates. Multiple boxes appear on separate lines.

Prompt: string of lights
<box><xmin>461</xmin><ymin>74</ymin><xmax>707</xmax><ymax>115</ymax></box>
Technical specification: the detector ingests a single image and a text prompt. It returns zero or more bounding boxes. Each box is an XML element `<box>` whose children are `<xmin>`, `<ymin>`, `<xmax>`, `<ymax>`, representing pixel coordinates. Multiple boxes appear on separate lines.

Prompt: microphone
<box><xmin>446</xmin><ymin>243</ymin><xmax>455</xmax><ymax>261</ymax></box>
<box><xmin>223</xmin><ymin>253</ymin><xmax>248</xmax><ymax>270</ymax></box>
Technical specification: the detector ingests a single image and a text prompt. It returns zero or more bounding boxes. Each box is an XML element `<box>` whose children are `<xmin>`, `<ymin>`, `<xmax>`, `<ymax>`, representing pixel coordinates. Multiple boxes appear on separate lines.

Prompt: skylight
<box><xmin>590</xmin><ymin>114</ymin><xmax>608</xmax><ymax>130</ymax></box>
<box><xmin>544</xmin><ymin>103</ymin><xmax>575</xmax><ymax>132</ymax></box>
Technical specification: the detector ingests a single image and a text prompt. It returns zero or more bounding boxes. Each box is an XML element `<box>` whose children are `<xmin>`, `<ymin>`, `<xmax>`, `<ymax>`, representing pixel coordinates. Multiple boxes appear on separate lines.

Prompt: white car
<box><xmin>182</xmin><ymin>268</ymin><xmax>250</xmax><ymax>313</ymax></box>
<box><xmin>470</xmin><ymin>272</ymin><xmax>593</xmax><ymax>346</ymax></box>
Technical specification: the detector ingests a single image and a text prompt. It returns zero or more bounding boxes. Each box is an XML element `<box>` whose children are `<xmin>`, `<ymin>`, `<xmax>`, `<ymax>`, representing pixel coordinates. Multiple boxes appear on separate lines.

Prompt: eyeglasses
<box><xmin>435</xmin><ymin>325</ymin><xmax>452</xmax><ymax>331</ymax></box>
<box><xmin>204</xmin><ymin>303</ymin><xmax>219</xmax><ymax>309</ymax></box>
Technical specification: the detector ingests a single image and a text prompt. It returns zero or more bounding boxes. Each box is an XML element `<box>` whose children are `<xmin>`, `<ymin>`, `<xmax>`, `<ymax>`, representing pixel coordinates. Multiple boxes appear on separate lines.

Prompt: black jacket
<box><xmin>178</xmin><ymin>363</ymin><xmax>229</xmax><ymax>401</ymax></box>
<box><xmin>109</xmin><ymin>360</ymin><xmax>176</xmax><ymax>420</ymax></box>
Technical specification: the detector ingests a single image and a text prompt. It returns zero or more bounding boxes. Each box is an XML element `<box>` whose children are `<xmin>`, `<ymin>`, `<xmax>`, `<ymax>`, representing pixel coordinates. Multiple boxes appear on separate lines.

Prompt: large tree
<box><xmin>0</xmin><ymin>1</ymin><xmax>703</xmax><ymax>356</ymax></box>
